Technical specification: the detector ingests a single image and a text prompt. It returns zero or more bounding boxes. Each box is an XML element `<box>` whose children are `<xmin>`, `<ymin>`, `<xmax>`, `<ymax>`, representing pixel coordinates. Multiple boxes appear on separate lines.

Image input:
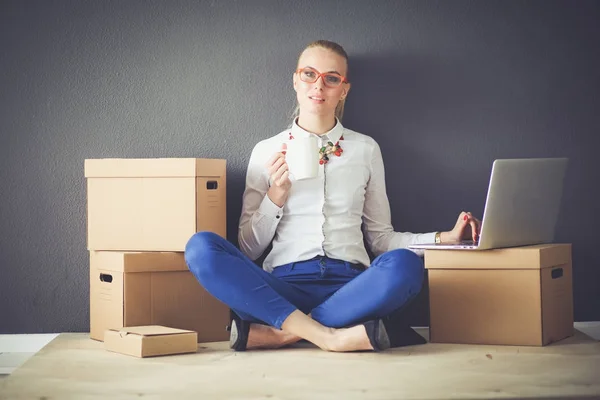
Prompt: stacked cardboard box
<box><xmin>425</xmin><ymin>243</ymin><xmax>574</xmax><ymax>346</ymax></box>
<box><xmin>85</xmin><ymin>158</ymin><xmax>230</xmax><ymax>343</ymax></box>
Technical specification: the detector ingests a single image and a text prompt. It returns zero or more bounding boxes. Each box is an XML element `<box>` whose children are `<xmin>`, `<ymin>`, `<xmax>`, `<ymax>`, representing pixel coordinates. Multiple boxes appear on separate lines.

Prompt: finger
<box><xmin>453</xmin><ymin>212</ymin><xmax>468</xmax><ymax>236</ymax></box>
<box><xmin>268</xmin><ymin>155</ymin><xmax>286</xmax><ymax>176</ymax></box>
<box><xmin>273</xmin><ymin>162</ymin><xmax>288</xmax><ymax>185</ymax></box>
<box><xmin>466</xmin><ymin>212</ymin><xmax>481</xmax><ymax>233</ymax></box>
<box><xmin>271</xmin><ymin>164</ymin><xmax>285</xmax><ymax>184</ymax></box>
<box><xmin>469</xmin><ymin>218</ymin><xmax>478</xmax><ymax>240</ymax></box>
<box><xmin>462</xmin><ymin>212</ymin><xmax>480</xmax><ymax>240</ymax></box>
<box><xmin>461</xmin><ymin>212</ymin><xmax>470</xmax><ymax>225</ymax></box>
<box><xmin>275</xmin><ymin>168</ymin><xmax>290</xmax><ymax>187</ymax></box>
<box><xmin>459</xmin><ymin>212</ymin><xmax>475</xmax><ymax>240</ymax></box>
<box><xmin>265</xmin><ymin>153</ymin><xmax>279</xmax><ymax>169</ymax></box>
<box><xmin>266</xmin><ymin>150</ymin><xmax>286</xmax><ymax>167</ymax></box>
<box><xmin>281</xmin><ymin>143</ymin><xmax>287</xmax><ymax>155</ymax></box>
<box><xmin>277</xmin><ymin>170</ymin><xmax>290</xmax><ymax>186</ymax></box>
<box><xmin>465</xmin><ymin>212</ymin><xmax>475</xmax><ymax>233</ymax></box>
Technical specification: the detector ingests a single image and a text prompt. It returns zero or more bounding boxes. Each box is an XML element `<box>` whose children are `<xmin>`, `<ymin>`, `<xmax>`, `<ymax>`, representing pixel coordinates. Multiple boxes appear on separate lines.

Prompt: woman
<box><xmin>185</xmin><ymin>40</ymin><xmax>480</xmax><ymax>352</ymax></box>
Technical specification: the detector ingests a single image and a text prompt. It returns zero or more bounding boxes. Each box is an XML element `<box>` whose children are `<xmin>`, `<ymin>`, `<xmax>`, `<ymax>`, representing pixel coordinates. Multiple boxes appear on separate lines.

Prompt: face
<box><xmin>293</xmin><ymin>47</ymin><xmax>350</xmax><ymax>119</ymax></box>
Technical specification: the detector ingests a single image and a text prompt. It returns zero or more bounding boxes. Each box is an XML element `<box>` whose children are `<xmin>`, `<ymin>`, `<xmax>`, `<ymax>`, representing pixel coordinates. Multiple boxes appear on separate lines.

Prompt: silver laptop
<box><xmin>409</xmin><ymin>158</ymin><xmax>568</xmax><ymax>250</ymax></box>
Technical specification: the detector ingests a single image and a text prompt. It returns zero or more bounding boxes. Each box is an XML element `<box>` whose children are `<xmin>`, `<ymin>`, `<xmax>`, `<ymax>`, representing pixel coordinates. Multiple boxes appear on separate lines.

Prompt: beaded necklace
<box><xmin>288</xmin><ymin>132</ymin><xmax>344</xmax><ymax>165</ymax></box>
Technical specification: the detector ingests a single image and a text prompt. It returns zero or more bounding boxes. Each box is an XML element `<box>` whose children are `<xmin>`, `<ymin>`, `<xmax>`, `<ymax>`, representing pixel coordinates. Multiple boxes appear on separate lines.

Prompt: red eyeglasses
<box><xmin>296</xmin><ymin>67</ymin><xmax>349</xmax><ymax>88</ymax></box>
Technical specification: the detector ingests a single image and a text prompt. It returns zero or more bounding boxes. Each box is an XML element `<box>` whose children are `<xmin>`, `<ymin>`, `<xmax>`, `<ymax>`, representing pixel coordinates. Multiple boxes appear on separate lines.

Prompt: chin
<box><xmin>301</xmin><ymin>105</ymin><xmax>336</xmax><ymax>117</ymax></box>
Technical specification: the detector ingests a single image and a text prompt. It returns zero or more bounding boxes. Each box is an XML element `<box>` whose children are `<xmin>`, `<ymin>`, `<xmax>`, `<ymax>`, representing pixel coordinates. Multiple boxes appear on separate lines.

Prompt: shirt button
<box><xmin>276</xmin><ymin>215</ymin><xmax>280</xmax><ymax>219</ymax></box>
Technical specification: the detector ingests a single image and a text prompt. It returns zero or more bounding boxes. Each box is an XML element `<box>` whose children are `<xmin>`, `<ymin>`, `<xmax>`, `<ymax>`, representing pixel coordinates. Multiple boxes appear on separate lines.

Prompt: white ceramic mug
<box><xmin>285</xmin><ymin>136</ymin><xmax>319</xmax><ymax>180</ymax></box>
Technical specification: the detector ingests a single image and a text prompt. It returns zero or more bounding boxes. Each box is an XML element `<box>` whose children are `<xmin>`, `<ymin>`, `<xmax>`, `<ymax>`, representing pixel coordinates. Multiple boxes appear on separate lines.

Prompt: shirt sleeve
<box><xmin>238</xmin><ymin>142</ymin><xmax>284</xmax><ymax>260</ymax></box>
<box><xmin>362</xmin><ymin>139</ymin><xmax>437</xmax><ymax>257</ymax></box>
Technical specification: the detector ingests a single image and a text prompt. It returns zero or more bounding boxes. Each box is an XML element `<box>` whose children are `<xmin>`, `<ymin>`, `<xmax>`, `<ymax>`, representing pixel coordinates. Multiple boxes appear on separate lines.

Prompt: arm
<box><xmin>362</xmin><ymin>140</ymin><xmax>436</xmax><ymax>256</ymax></box>
<box><xmin>238</xmin><ymin>143</ymin><xmax>285</xmax><ymax>260</ymax></box>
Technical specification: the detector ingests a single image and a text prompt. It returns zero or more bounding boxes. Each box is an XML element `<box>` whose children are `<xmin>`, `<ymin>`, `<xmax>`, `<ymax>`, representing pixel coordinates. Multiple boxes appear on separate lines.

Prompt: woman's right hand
<box><xmin>266</xmin><ymin>143</ymin><xmax>291</xmax><ymax>207</ymax></box>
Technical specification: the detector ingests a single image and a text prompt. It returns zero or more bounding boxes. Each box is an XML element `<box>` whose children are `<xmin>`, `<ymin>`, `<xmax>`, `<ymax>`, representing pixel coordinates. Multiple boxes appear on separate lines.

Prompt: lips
<box><xmin>309</xmin><ymin>96</ymin><xmax>325</xmax><ymax>102</ymax></box>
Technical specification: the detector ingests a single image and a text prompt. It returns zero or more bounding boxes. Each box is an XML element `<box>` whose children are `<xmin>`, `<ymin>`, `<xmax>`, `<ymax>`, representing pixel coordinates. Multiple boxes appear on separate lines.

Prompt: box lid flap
<box><xmin>84</xmin><ymin>158</ymin><xmax>226</xmax><ymax>178</ymax></box>
<box><xmin>108</xmin><ymin>325</ymin><xmax>195</xmax><ymax>337</ymax></box>
<box><xmin>425</xmin><ymin>243</ymin><xmax>571</xmax><ymax>270</ymax></box>
<box><xmin>90</xmin><ymin>251</ymin><xmax>188</xmax><ymax>273</ymax></box>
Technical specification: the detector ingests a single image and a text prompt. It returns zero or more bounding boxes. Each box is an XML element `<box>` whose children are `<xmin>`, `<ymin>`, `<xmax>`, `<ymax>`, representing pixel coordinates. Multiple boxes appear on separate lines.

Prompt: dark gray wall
<box><xmin>1</xmin><ymin>0</ymin><xmax>598</xmax><ymax>333</ymax></box>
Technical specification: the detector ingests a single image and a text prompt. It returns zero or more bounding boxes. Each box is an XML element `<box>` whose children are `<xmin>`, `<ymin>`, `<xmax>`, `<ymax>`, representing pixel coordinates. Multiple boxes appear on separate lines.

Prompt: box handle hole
<box><xmin>100</xmin><ymin>273</ymin><xmax>113</xmax><ymax>283</ymax></box>
<box><xmin>206</xmin><ymin>181</ymin><xmax>218</xmax><ymax>190</ymax></box>
<box><xmin>551</xmin><ymin>268</ymin><xmax>563</xmax><ymax>279</ymax></box>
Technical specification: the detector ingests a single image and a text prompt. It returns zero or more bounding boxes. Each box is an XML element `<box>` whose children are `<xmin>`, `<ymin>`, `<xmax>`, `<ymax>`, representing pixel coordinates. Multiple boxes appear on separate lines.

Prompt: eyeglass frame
<box><xmin>295</xmin><ymin>67</ymin><xmax>349</xmax><ymax>88</ymax></box>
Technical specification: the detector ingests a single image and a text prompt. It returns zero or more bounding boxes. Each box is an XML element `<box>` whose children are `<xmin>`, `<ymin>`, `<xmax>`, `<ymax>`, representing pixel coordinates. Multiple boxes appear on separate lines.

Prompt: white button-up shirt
<box><xmin>238</xmin><ymin>119</ymin><xmax>436</xmax><ymax>273</ymax></box>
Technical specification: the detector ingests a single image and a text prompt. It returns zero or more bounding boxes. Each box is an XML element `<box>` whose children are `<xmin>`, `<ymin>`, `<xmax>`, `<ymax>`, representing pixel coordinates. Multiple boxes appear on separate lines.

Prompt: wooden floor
<box><xmin>1</xmin><ymin>328</ymin><xmax>600</xmax><ymax>400</ymax></box>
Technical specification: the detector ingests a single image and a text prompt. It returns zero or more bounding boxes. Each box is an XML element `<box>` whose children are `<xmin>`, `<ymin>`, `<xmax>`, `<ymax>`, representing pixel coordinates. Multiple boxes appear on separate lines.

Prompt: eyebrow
<box><xmin>305</xmin><ymin>66</ymin><xmax>343</xmax><ymax>75</ymax></box>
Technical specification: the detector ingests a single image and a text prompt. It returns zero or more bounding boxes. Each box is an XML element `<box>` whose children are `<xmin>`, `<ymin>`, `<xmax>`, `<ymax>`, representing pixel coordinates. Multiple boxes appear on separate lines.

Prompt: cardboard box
<box><xmin>104</xmin><ymin>326</ymin><xmax>197</xmax><ymax>357</ymax></box>
<box><xmin>85</xmin><ymin>158</ymin><xmax>226</xmax><ymax>251</ymax></box>
<box><xmin>90</xmin><ymin>251</ymin><xmax>230</xmax><ymax>343</ymax></box>
<box><xmin>425</xmin><ymin>244</ymin><xmax>573</xmax><ymax>346</ymax></box>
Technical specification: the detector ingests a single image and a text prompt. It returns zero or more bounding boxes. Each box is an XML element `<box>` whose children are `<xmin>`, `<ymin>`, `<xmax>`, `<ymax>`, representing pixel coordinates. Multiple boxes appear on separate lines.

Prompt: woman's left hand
<box><xmin>442</xmin><ymin>211</ymin><xmax>481</xmax><ymax>243</ymax></box>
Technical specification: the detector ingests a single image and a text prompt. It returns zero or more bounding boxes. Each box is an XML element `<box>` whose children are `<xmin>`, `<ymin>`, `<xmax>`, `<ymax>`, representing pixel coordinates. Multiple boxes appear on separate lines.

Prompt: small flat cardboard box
<box><xmin>85</xmin><ymin>158</ymin><xmax>226</xmax><ymax>251</ymax></box>
<box><xmin>104</xmin><ymin>326</ymin><xmax>197</xmax><ymax>357</ymax></box>
<box><xmin>425</xmin><ymin>243</ymin><xmax>573</xmax><ymax>346</ymax></box>
<box><xmin>90</xmin><ymin>251</ymin><xmax>230</xmax><ymax>343</ymax></box>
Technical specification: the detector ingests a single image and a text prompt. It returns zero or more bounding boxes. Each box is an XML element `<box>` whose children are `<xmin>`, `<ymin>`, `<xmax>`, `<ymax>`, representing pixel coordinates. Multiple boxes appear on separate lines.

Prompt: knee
<box><xmin>384</xmin><ymin>249</ymin><xmax>425</xmax><ymax>294</ymax></box>
<box><xmin>184</xmin><ymin>231</ymin><xmax>222</xmax><ymax>278</ymax></box>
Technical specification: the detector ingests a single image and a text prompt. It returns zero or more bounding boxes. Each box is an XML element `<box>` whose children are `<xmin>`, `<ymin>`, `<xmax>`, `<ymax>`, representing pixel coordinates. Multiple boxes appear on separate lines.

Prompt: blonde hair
<box><xmin>292</xmin><ymin>40</ymin><xmax>349</xmax><ymax>122</ymax></box>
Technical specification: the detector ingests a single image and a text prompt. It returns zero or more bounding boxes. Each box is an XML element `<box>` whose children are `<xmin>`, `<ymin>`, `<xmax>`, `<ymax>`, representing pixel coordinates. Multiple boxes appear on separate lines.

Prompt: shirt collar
<box><xmin>290</xmin><ymin>118</ymin><xmax>345</xmax><ymax>144</ymax></box>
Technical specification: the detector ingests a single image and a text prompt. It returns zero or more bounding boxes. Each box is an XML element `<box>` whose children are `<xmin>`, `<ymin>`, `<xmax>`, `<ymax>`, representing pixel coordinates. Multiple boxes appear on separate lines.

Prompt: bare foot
<box><xmin>246</xmin><ymin>324</ymin><xmax>302</xmax><ymax>350</ymax></box>
<box><xmin>277</xmin><ymin>310</ymin><xmax>382</xmax><ymax>353</ymax></box>
<box><xmin>322</xmin><ymin>325</ymin><xmax>374</xmax><ymax>352</ymax></box>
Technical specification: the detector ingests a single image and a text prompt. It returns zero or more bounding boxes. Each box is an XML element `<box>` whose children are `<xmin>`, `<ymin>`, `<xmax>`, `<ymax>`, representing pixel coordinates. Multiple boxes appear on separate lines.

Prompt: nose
<box><xmin>313</xmin><ymin>75</ymin><xmax>325</xmax><ymax>89</ymax></box>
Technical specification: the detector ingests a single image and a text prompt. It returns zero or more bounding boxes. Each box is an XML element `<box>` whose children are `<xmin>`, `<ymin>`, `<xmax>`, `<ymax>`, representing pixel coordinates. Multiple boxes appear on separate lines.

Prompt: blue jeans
<box><xmin>184</xmin><ymin>231</ymin><xmax>424</xmax><ymax>329</ymax></box>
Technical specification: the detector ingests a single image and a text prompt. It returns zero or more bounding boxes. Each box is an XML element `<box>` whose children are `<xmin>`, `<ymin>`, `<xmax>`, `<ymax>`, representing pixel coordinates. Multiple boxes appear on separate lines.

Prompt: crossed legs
<box><xmin>185</xmin><ymin>232</ymin><xmax>424</xmax><ymax>352</ymax></box>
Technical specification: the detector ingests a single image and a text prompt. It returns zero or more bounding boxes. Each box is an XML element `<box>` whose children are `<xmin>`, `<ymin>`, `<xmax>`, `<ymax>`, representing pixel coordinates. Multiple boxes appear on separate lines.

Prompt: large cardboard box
<box><xmin>104</xmin><ymin>326</ymin><xmax>198</xmax><ymax>358</ymax></box>
<box><xmin>90</xmin><ymin>251</ymin><xmax>230</xmax><ymax>343</ymax></box>
<box><xmin>85</xmin><ymin>158</ymin><xmax>226</xmax><ymax>251</ymax></box>
<box><xmin>425</xmin><ymin>244</ymin><xmax>573</xmax><ymax>346</ymax></box>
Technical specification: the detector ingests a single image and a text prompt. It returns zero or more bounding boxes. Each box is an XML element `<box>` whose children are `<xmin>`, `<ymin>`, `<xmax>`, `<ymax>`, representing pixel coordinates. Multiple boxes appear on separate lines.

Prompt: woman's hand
<box><xmin>440</xmin><ymin>211</ymin><xmax>481</xmax><ymax>243</ymax></box>
<box><xmin>266</xmin><ymin>143</ymin><xmax>292</xmax><ymax>208</ymax></box>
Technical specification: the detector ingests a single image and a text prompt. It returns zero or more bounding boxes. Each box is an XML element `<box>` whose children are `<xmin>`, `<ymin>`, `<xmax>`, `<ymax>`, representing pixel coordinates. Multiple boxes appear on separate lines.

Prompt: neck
<box><xmin>297</xmin><ymin>114</ymin><xmax>336</xmax><ymax>135</ymax></box>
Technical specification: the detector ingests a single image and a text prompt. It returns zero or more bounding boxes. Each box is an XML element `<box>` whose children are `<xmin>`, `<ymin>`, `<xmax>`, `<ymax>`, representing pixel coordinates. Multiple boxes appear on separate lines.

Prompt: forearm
<box><xmin>238</xmin><ymin>195</ymin><xmax>282</xmax><ymax>260</ymax></box>
<box><xmin>368</xmin><ymin>230</ymin><xmax>437</xmax><ymax>256</ymax></box>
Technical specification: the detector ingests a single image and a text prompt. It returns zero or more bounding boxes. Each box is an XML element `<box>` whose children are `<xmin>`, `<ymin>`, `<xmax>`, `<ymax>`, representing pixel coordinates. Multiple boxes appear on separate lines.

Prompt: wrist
<box><xmin>267</xmin><ymin>187</ymin><xmax>288</xmax><ymax>208</ymax></box>
<box><xmin>439</xmin><ymin>231</ymin><xmax>452</xmax><ymax>243</ymax></box>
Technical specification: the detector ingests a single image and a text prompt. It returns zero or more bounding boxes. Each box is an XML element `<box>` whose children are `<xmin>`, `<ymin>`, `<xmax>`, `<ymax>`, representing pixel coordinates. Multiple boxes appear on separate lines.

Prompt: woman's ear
<box><xmin>292</xmin><ymin>72</ymin><xmax>298</xmax><ymax>92</ymax></box>
<box><xmin>341</xmin><ymin>83</ymin><xmax>351</xmax><ymax>100</ymax></box>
